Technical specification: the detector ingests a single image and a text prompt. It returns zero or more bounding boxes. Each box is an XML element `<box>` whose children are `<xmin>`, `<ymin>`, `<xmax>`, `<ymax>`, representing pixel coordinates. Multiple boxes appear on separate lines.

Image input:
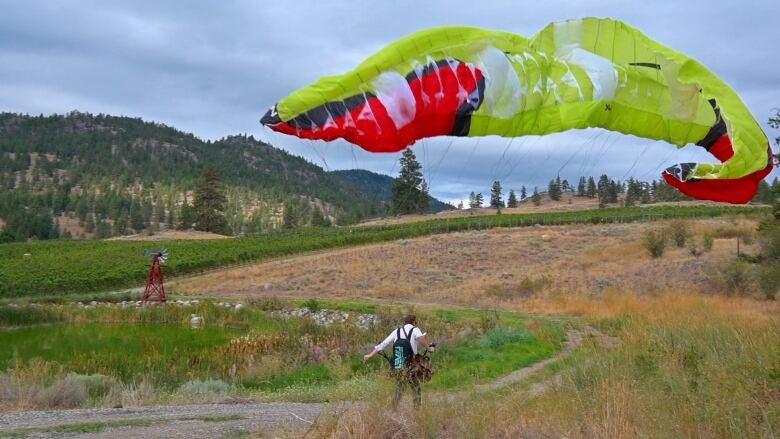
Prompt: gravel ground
<box><xmin>0</xmin><ymin>402</ymin><xmax>327</xmax><ymax>438</ymax></box>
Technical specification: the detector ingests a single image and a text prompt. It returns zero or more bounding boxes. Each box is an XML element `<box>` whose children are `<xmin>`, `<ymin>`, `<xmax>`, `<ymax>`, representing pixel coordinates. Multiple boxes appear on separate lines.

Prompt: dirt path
<box><xmin>0</xmin><ymin>402</ymin><xmax>326</xmax><ymax>438</ymax></box>
<box><xmin>0</xmin><ymin>328</ymin><xmax>618</xmax><ymax>438</ymax></box>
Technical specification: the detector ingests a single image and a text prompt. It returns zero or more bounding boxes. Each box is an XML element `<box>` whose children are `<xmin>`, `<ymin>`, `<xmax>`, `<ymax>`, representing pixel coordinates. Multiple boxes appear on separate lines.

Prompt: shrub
<box><xmin>668</xmin><ymin>220</ymin><xmax>689</xmax><ymax>247</ymax></box>
<box><xmin>702</xmin><ymin>233</ymin><xmax>714</xmax><ymax>252</ymax></box>
<box><xmin>485</xmin><ymin>275</ymin><xmax>552</xmax><ymax>300</ymax></box>
<box><xmin>757</xmin><ymin>218</ymin><xmax>780</xmax><ymax>300</ymax></box>
<box><xmin>476</xmin><ymin>326</ymin><xmax>531</xmax><ymax>349</ymax></box>
<box><xmin>758</xmin><ymin>266</ymin><xmax>780</xmax><ymax>300</ymax></box>
<box><xmin>33</xmin><ymin>377</ymin><xmax>88</xmax><ymax>409</ymax></box>
<box><xmin>715</xmin><ymin>259</ymin><xmax>755</xmax><ymax>296</ymax></box>
<box><xmin>688</xmin><ymin>240</ymin><xmax>703</xmax><ymax>257</ymax></box>
<box><xmin>65</xmin><ymin>373</ymin><xmax>113</xmax><ymax>398</ymax></box>
<box><xmin>178</xmin><ymin>379</ymin><xmax>232</xmax><ymax>396</ymax></box>
<box><xmin>643</xmin><ymin>230</ymin><xmax>667</xmax><ymax>258</ymax></box>
<box><xmin>303</xmin><ymin>298</ymin><xmax>321</xmax><ymax>313</ymax></box>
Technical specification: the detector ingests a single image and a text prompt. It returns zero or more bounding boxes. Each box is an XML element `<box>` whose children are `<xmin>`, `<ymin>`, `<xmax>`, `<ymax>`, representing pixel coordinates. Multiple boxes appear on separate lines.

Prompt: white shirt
<box><xmin>375</xmin><ymin>324</ymin><xmax>425</xmax><ymax>355</ymax></box>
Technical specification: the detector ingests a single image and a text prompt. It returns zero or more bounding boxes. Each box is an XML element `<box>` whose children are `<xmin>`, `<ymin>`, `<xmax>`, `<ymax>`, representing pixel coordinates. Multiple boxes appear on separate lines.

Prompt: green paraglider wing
<box><xmin>261</xmin><ymin>18</ymin><xmax>774</xmax><ymax>203</ymax></box>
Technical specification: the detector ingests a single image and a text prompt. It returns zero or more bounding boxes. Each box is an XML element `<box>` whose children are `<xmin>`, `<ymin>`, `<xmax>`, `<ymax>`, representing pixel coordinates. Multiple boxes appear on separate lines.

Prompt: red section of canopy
<box><xmin>663</xmin><ymin>136</ymin><xmax>773</xmax><ymax>204</ymax></box>
<box><xmin>267</xmin><ymin>62</ymin><xmax>484</xmax><ymax>152</ymax></box>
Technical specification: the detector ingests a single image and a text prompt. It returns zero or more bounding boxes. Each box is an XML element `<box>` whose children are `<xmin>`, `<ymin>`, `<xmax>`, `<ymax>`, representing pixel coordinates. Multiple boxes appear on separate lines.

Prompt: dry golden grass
<box><xmin>176</xmin><ymin>217</ymin><xmax>762</xmax><ymax>308</ymax></box>
<box><xmin>106</xmin><ymin>230</ymin><xmax>231</xmax><ymax>241</ymax></box>
<box><xmin>303</xmin><ymin>293</ymin><xmax>779</xmax><ymax>439</ymax></box>
<box><xmin>357</xmin><ymin>194</ymin><xmax>742</xmax><ymax>227</ymax></box>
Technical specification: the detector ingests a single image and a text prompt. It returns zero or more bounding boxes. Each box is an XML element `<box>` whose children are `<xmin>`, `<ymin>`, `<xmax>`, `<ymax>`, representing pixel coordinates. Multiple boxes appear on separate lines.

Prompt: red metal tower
<box><xmin>142</xmin><ymin>251</ymin><xmax>167</xmax><ymax>304</ymax></box>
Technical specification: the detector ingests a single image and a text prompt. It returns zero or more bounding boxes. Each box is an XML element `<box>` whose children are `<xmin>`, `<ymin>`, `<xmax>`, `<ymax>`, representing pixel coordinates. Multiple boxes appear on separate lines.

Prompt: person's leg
<box><xmin>392</xmin><ymin>377</ymin><xmax>405</xmax><ymax>408</ymax></box>
<box><xmin>411</xmin><ymin>378</ymin><xmax>421</xmax><ymax>408</ymax></box>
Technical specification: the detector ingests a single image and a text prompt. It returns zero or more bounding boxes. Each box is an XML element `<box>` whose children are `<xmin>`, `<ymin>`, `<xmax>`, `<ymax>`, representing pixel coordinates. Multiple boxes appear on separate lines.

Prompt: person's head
<box><xmin>404</xmin><ymin>314</ymin><xmax>417</xmax><ymax>325</ymax></box>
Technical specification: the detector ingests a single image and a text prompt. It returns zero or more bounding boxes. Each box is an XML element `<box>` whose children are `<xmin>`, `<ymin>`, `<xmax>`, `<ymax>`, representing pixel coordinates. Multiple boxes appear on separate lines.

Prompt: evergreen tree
<box><xmin>129</xmin><ymin>199</ymin><xmax>145</xmax><ymax>231</ymax></box>
<box><xmin>608</xmin><ymin>179</ymin><xmax>621</xmax><ymax>203</ymax></box>
<box><xmin>84</xmin><ymin>214</ymin><xmax>95</xmax><ymax>233</ymax></box>
<box><xmin>577</xmin><ymin>176</ymin><xmax>586</xmax><ymax>197</ymax></box>
<box><xmin>586</xmin><ymin>176</ymin><xmax>597</xmax><ymax>198</ymax></box>
<box><xmin>754</xmin><ymin>180</ymin><xmax>774</xmax><ymax>204</ymax></box>
<box><xmin>310</xmin><ymin>206</ymin><xmax>330</xmax><ymax>227</ymax></box>
<box><xmin>474</xmin><ymin>192</ymin><xmax>484</xmax><ymax>208</ymax></box>
<box><xmin>489</xmin><ymin>181</ymin><xmax>504</xmax><ymax>208</ymax></box>
<box><xmin>419</xmin><ymin>180</ymin><xmax>431</xmax><ymax>214</ymax></box>
<box><xmin>193</xmin><ymin>167</ymin><xmax>229</xmax><ymax>234</ymax></box>
<box><xmin>391</xmin><ymin>149</ymin><xmax>427</xmax><ymax>214</ymax></box>
<box><xmin>282</xmin><ymin>199</ymin><xmax>296</xmax><ymax>229</ymax></box>
<box><xmin>507</xmin><ymin>189</ymin><xmax>518</xmax><ymax>208</ymax></box>
<box><xmin>597</xmin><ymin>174</ymin><xmax>610</xmax><ymax>207</ymax></box>
<box><xmin>520</xmin><ymin>185</ymin><xmax>527</xmax><ymax>200</ymax></box>
<box><xmin>468</xmin><ymin>192</ymin><xmax>477</xmax><ymax>208</ymax></box>
<box><xmin>177</xmin><ymin>202</ymin><xmax>196</xmax><ymax>230</ymax></box>
<box><xmin>548</xmin><ymin>177</ymin><xmax>562</xmax><ymax>201</ymax></box>
<box><xmin>532</xmin><ymin>187</ymin><xmax>542</xmax><ymax>206</ymax></box>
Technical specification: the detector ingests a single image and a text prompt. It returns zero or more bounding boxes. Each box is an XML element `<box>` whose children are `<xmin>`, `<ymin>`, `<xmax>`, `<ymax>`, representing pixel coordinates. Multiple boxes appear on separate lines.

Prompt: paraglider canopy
<box><xmin>261</xmin><ymin>18</ymin><xmax>775</xmax><ymax>204</ymax></box>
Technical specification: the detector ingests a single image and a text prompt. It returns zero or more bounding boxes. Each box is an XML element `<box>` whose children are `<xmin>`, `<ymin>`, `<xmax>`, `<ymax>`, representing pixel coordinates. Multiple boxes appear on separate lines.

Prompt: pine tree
<box><xmin>177</xmin><ymin>202</ymin><xmax>196</xmax><ymax>230</ymax></box>
<box><xmin>754</xmin><ymin>180</ymin><xmax>774</xmax><ymax>204</ymax></box>
<box><xmin>520</xmin><ymin>185</ymin><xmax>527</xmax><ymax>200</ymax></box>
<box><xmin>419</xmin><ymin>180</ymin><xmax>431</xmax><ymax>214</ymax></box>
<box><xmin>577</xmin><ymin>176</ymin><xmax>586</xmax><ymax>197</ymax></box>
<box><xmin>532</xmin><ymin>187</ymin><xmax>542</xmax><ymax>206</ymax></box>
<box><xmin>310</xmin><ymin>206</ymin><xmax>330</xmax><ymax>227</ymax></box>
<box><xmin>548</xmin><ymin>178</ymin><xmax>562</xmax><ymax>201</ymax></box>
<box><xmin>391</xmin><ymin>149</ymin><xmax>427</xmax><ymax>214</ymax></box>
<box><xmin>507</xmin><ymin>189</ymin><xmax>518</xmax><ymax>208</ymax></box>
<box><xmin>282</xmin><ymin>199</ymin><xmax>296</xmax><ymax>229</ymax></box>
<box><xmin>597</xmin><ymin>174</ymin><xmax>610</xmax><ymax>207</ymax></box>
<box><xmin>586</xmin><ymin>177</ymin><xmax>597</xmax><ymax>198</ymax></box>
<box><xmin>489</xmin><ymin>181</ymin><xmax>504</xmax><ymax>208</ymax></box>
<box><xmin>468</xmin><ymin>192</ymin><xmax>477</xmax><ymax>208</ymax></box>
<box><xmin>474</xmin><ymin>192</ymin><xmax>484</xmax><ymax>208</ymax></box>
<box><xmin>84</xmin><ymin>214</ymin><xmax>95</xmax><ymax>233</ymax></box>
<box><xmin>130</xmin><ymin>199</ymin><xmax>145</xmax><ymax>232</ymax></box>
<box><xmin>193</xmin><ymin>167</ymin><xmax>229</xmax><ymax>234</ymax></box>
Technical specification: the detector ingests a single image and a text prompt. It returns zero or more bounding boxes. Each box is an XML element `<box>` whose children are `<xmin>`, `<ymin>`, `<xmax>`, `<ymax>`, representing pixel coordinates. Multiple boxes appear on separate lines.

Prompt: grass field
<box><xmin>0</xmin><ymin>300</ymin><xmax>567</xmax><ymax>411</ymax></box>
<box><xmin>0</xmin><ymin>205</ymin><xmax>765</xmax><ymax>298</ymax></box>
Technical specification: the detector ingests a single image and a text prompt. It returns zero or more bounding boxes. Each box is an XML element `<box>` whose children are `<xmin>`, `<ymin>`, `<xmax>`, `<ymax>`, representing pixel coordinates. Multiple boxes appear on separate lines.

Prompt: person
<box><xmin>363</xmin><ymin>314</ymin><xmax>434</xmax><ymax>408</ymax></box>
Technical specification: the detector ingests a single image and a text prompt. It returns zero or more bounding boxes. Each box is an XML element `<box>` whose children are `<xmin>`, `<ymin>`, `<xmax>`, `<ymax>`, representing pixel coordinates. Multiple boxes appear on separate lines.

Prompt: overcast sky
<box><xmin>1</xmin><ymin>0</ymin><xmax>777</xmax><ymax>202</ymax></box>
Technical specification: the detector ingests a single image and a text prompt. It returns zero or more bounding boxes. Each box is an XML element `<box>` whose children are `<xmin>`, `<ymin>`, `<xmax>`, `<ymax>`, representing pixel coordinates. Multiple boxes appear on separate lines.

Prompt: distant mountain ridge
<box><xmin>0</xmin><ymin>111</ymin><xmax>447</xmax><ymax>241</ymax></box>
<box><xmin>330</xmin><ymin>169</ymin><xmax>453</xmax><ymax>213</ymax></box>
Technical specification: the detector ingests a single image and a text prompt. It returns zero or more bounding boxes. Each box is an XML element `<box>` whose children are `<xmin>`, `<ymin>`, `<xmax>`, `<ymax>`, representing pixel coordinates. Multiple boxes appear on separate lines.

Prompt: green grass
<box><xmin>0</xmin><ymin>323</ymin><xmax>241</xmax><ymax>381</ymax></box>
<box><xmin>0</xmin><ymin>205</ymin><xmax>765</xmax><ymax>298</ymax></box>
<box><xmin>430</xmin><ymin>325</ymin><xmax>562</xmax><ymax>389</ymax></box>
<box><xmin>0</xmin><ymin>301</ymin><xmax>569</xmax><ymax>404</ymax></box>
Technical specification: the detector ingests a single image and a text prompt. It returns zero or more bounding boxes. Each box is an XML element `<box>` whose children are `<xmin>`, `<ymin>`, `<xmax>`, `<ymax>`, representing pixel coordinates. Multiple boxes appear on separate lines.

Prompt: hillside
<box><xmin>0</xmin><ymin>112</ymin><xmax>393</xmax><ymax>240</ymax></box>
<box><xmin>329</xmin><ymin>169</ymin><xmax>454</xmax><ymax>213</ymax></box>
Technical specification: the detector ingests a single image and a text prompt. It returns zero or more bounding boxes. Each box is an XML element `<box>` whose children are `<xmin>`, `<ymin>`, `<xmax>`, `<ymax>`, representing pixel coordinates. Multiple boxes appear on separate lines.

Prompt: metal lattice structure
<box><xmin>142</xmin><ymin>250</ymin><xmax>167</xmax><ymax>304</ymax></box>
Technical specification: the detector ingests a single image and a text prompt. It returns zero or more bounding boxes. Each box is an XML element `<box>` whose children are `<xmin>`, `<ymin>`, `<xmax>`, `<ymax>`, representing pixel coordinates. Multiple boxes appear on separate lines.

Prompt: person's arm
<box><xmin>416</xmin><ymin>330</ymin><xmax>435</xmax><ymax>353</ymax></box>
<box><xmin>364</xmin><ymin>331</ymin><xmax>395</xmax><ymax>361</ymax></box>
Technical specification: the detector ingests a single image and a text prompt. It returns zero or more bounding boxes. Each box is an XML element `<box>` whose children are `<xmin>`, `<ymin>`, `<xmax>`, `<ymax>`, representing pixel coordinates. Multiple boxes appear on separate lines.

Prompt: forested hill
<box><xmin>0</xmin><ymin>111</ymin><xmax>435</xmax><ymax>241</ymax></box>
<box><xmin>330</xmin><ymin>169</ymin><xmax>454</xmax><ymax>213</ymax></box>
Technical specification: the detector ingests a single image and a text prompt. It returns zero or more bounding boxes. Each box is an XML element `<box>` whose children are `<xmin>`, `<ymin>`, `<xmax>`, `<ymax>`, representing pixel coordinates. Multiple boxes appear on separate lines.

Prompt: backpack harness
<box><xmin>392</xmin><ymin>325</ymin><xmax>415</xmax><ymax>369</ymax></box>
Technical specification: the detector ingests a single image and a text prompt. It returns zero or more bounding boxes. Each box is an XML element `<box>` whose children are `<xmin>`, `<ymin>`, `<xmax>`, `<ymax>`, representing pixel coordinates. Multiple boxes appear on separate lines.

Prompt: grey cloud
<box><xmin>1</xmin><ymin>0</ymin><xmax>777</xmax><ymax>200</ymax></box>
